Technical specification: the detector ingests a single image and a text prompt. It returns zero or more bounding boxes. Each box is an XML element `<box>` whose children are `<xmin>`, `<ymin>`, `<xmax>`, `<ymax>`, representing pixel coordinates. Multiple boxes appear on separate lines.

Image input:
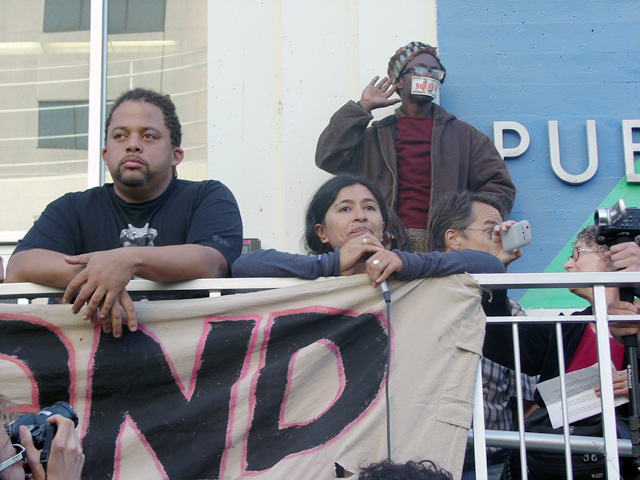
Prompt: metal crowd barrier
<box><xmin>470</xmin><ymin>271</ymin><xmax>640</xmax><ymax>480</ymax></box>
<box><xmin>0</xmin><ymin>277</ymin><xmax>314</xmax><ymax>301</ymax></box>
<box><xmin>2</xmin><ymin>271</ymin><xmax>640</xmax><ymax>479</ymax></box>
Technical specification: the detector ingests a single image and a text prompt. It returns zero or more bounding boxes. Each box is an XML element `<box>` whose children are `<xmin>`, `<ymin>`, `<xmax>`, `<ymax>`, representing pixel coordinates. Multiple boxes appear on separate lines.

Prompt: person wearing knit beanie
<box><xmin>387</xmin><ymin>41</ymin><xmax>446</xmax><ymax>85</ymax></box>
<box><xmin>316</xmin><ymin>41</ymin><xmax>516</xmax><ymax>254</ymax></box>
<box><xmin>356</xmin><ymin>41</ymin><xmax>446</xmax><ymax>118</ymax></box>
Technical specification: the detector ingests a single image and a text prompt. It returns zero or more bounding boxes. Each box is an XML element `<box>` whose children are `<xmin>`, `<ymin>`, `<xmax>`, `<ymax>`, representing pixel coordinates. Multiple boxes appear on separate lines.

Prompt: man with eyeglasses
<box><xmin>426</xmin><ymin>191</ymin><xmax>536</xmax><ymax>480</ymax></box>
<box><xmin>316</xmin><ymin>41</ymin><xmax>515</xmax><ymax>252</ymax></box>
<box><xmin>0</xmin><ymin>394</ymin><xmax>83</xmax><ymax>480</ymax></box>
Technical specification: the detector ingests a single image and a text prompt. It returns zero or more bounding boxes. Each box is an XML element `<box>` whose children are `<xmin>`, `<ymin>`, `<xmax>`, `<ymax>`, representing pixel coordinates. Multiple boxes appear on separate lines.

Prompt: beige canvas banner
<box><xmin>0</xmin><ymin>274</ymin><xmax>486</xmax><ymax>479</ymax></box>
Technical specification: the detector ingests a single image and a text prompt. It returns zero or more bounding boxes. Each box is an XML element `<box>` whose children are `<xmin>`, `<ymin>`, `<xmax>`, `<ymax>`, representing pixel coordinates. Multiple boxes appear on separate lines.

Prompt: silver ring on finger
<box><xmin>363</xmin><ymin>238</ymin><xmax>367</xmax><ymax>245</ymax></box>
<box><xmin>372</xmin><ymin>259</ymin><xmax>380</xmax><ymax>266</ymax></box>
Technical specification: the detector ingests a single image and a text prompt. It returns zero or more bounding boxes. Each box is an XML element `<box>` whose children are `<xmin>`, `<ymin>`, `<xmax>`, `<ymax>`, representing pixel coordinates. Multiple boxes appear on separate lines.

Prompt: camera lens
<box><xmin>6</xmin><ymin>401</ymin><xmax>78</xmax><ymax>446</ymax></box>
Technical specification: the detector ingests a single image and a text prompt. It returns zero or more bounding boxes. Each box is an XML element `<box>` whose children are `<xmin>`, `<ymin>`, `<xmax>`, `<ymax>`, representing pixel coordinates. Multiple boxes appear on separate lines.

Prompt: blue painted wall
<box><xmin>437</xmin><ymin>1</ymin><xmax>640</xmax><ymax>307</ymax></box>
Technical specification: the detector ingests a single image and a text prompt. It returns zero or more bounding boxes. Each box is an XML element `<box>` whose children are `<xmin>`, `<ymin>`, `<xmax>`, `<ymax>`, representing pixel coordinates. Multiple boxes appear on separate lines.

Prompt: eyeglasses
<box><xmin>402</xmin><ymin>66</ymin><xmax>445</xmax><ymax>80</ymax></box>
<box><xmin>0</xmin><ymin>444</ymin><xmax>26</xmax><ymax>472</ymax></box>
<box><xmin>463</xmin><ymin>228</ymin><xmax>494</xmax><ymax>239</ymax></box>
<box><xmin>569</xmin><ymin>247</ymin><xmax>597</xmax><ymax>262</ymax></box>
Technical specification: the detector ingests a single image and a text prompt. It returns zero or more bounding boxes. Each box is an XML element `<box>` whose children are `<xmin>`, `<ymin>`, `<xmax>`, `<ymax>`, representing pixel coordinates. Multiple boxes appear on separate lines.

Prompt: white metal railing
<box><xmin>0</xmin><ymin>277</ymin><xmax>315</xmax><ymax>300</ymax></box>
<box><xmin>470</xmin><ymin>271</ymin><xmax>640</xmax><ymax>480</ymax></box>
<box><xmin>1</xmin><ymin>271</ymin><xmax>640</xmax><ymax>479</ymax></box>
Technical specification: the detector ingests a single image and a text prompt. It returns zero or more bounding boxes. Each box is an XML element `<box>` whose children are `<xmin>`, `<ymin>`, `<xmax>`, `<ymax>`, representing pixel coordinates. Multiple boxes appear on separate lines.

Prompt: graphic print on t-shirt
<box><xmin>120</xmin><ymin>223</ymin><xmax>158</xmax><ymax>247</ymax></box>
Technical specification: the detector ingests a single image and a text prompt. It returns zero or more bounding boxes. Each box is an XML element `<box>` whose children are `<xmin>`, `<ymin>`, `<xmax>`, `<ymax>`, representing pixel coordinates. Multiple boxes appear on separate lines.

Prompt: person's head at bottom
<box><xmin>358</xmin><ymin>459</ymin><xmax>453</xmax><ymax>480</ymax></box>
<box><xmin>0</xmin><ymin>394</ymin><xmax>84</xmax><ymax>480</ymax></box>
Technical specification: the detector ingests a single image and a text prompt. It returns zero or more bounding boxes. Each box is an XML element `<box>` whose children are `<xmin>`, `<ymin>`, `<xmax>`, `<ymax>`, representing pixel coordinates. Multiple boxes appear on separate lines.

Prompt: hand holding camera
<box><xmin>6</xmin><ymin>402</ymin><xmax>84</xmax><ymax>480</ymax></box>
<box><xmin>489</xmin><ymin>220</ymin><xmax>531</xmax><ymax>268</ymax></box>
<box><xmin>501</xmin><ymin>220</ymin><xmax>532</xmax><ymax>252</ymax></box>
<box><xmin>19</xmin><ymin>416</ymin><xmax>84</xmax><ymax>480</ymax></box>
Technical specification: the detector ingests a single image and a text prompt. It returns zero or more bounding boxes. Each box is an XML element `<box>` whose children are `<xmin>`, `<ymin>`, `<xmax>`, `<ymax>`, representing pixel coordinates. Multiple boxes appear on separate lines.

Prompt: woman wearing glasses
<box><xmin>561</xmin><ymin>227</ymin><xmax>628</xmax><ymax>397</ymax></box>
<box><xmin>485</xmin><ymin>226</ymin><xmax>628</xmax><ymax>398</ymax></box>
<box><xmin>482</xmin><ymin>226</ymin><xmax>636</xmax><ymax>478</ymax></box>
<box><xmin>0</xmin><ymin>394</ymin><xmax>83</xmax><ymax>480</ymax></box>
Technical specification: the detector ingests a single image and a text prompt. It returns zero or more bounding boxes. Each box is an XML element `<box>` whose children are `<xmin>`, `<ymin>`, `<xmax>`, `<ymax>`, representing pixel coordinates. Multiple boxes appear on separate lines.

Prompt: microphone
<box><xmin>379</xmin><ymin>279</ymin><xmax>392</xmax><ymax>460</ymax></box>
<box><xmin>380</xmin><ymin>280</ymin><xmax>391</xmax><ymax>304</ymax></box>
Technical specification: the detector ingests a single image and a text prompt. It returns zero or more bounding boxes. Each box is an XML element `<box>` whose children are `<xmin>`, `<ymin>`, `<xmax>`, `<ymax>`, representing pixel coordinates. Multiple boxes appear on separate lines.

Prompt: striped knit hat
<box><xmin>387</xmin><ymin>41</ymin><xmax>445</xmax><ymax>85</ymax></box>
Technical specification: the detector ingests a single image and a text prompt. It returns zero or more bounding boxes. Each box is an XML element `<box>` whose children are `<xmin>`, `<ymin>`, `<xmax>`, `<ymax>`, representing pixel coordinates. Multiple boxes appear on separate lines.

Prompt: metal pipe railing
<box><xmin>469</xmin><ymin>271</ymin><xmax>640</xmax><ymax>479</ymax></box>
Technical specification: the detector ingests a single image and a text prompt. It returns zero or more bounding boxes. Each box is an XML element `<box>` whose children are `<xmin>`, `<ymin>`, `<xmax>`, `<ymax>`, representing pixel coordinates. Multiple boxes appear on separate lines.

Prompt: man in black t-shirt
<box><xmin>6</xmin><ymin>88</ymin><xmax>243</xmax><ymax>338</ymax></box>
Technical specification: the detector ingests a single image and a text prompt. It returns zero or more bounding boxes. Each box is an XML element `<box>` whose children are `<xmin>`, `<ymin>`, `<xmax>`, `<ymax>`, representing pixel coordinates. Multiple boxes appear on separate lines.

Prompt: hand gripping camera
<box><xmin>5</xmin><ymin>401</ymin><xmax>78</xmax><ymax>465</ymax></box>
<box><xmin>594</xmin><ymin>199</ymin><xmax>640</xmax><ymax>464</ymax></box>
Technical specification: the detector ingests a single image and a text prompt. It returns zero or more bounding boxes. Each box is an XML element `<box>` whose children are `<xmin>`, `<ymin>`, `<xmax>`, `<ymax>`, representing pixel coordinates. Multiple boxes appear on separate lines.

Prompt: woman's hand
<box><xmin>594</xmin><ymin>370</ymin><xmax>629</xmax><ymax>398</ymax></box>
<box><xmin>20</xmin><ymin>415</ymin><xmax>85</xmax><ymax>480</ymax></box>
<box><xmin>338</xmin><ymin>234</ymin><xmax>384</xmax><ymax>275</ymax></box>
<box><xmin>365</xmin><ymin>250</ymin><xmax>404</xmax><ymax>287</ymax></box>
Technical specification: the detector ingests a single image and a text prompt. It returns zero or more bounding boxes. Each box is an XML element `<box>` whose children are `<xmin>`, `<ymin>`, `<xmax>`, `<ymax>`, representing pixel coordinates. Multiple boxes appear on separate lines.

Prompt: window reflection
<box><xmin>0</xmin><ymin>0</ymin><xmax>207</xmax><ymax>233</ymax></box>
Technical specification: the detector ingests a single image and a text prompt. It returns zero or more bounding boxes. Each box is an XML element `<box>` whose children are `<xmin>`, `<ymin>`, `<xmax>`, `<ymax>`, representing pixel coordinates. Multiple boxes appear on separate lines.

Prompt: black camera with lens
<box><xmin>594</xmin><ymin>199</ymin><xmax>640</xmax><ymax>248</ymax></box>
<box><xmin>5</xmin><ymin>401</ymin><xmax>78</xmax><ymax>464</ymax></box>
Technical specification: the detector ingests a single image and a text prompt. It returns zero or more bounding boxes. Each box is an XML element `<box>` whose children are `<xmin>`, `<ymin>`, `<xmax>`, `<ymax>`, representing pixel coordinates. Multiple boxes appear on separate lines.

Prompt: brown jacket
<box><xmin>315</xmin><ymin>100</ymin><xmax>516</xmax><ymax>216</ymax></box>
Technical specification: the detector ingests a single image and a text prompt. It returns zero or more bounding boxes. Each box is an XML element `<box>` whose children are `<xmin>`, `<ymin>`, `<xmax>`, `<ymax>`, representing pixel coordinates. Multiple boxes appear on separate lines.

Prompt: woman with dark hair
<box><xmin>232</xmin><ymin>175</ymin><xmax>503</xmax><ymax>284</ymax></box>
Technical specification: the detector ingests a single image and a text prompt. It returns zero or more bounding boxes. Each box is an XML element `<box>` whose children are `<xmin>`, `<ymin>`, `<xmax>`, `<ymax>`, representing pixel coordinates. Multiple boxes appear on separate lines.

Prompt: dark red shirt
<box><xmin>395</xmin><ymin>116</ymin><xmax>434</xmax><ymax>228</ymax></box>
<box><xmin>567</xmin><ymin>324</ymin><xmax>624</xmax><ymax>373</ymax></box>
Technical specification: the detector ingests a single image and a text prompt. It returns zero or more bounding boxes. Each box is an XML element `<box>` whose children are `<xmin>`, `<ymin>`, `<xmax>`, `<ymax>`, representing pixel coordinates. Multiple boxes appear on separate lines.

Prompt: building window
<box><xmin>38</xmin><ymin>101</ymin><xmax>89</xmax><ymax>150</ymax></box>
<box><xmin>43</xmin><ymin>0</ymin><xmax>166</xmax><ymax>34</ymax></box>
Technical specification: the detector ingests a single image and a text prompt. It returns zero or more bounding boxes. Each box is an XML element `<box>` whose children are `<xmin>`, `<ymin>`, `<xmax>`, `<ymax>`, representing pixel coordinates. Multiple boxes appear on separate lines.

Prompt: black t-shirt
<box><xmin>15</xmin><ymin>179</ymin><xmax>243</xmax><ymax>271</ymax></box>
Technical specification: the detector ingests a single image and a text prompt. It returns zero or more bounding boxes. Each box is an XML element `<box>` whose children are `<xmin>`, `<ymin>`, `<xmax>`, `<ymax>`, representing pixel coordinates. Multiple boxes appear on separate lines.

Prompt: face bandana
<box><xmin>410</xmin><ymin>76</ymin><xmax>441</xmax><ymax>102</ymax></box>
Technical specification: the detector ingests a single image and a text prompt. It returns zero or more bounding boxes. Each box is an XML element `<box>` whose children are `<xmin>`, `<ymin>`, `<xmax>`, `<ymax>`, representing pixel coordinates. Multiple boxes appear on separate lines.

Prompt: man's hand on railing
<box><xmin>88</xmin><ymin>290</ymin><xmax>137</xmax><ymax>339</ymax></box>
<box><xmin>62</xmin><ymin>249</ymin><xmax>138</xmax><ymax>338</ymax></box>
<box><xmin>608</xmin><ymin>298</ymin><xmax>640</xmax><ymax>341</ymax></box>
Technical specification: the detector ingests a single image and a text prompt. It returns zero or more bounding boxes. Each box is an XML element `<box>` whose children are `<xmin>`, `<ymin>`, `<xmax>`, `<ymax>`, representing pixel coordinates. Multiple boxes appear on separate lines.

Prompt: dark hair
<box><xmin>427</xmin><ymin>191</ymin><xmax>505</xmax><ymax>252</ymax></box>
<box><xmin>104</xmin><ymin>88</ymin><xmax>182</xmax><ymax>148</ymax></box>
<box><xmin>358</xmin><ymin>459</ymin><xmax>453</xmax><ymax>480</ymax></box>
<box><xmin>304</xmin><ymin>175</ymin><xmax>410</xmax><ymax>254</ymax></box>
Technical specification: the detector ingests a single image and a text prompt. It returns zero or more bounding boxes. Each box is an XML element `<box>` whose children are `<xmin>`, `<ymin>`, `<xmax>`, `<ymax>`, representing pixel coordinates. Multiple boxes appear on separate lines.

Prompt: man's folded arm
<box><xmin>119</xmin><ymin>244</ymin><xmax>229</xmax><ymax>281</ymax></box>
<box><xmin>6</xmin><ymin>244</ymin><xmax>228</xmax><ymax>288</ymax></box>
<box><xmin>5</xmin><ymin>249</ymin><xmax>82</xmax><ymax>287</ymax></box>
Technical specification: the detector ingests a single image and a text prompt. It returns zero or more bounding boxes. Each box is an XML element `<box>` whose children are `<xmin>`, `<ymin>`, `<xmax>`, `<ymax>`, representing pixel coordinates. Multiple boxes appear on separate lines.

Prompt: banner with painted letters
<box><xmin>0</xmin><ymin>274</ymin><xmax>486</xmax><ymax>479</ymax></box>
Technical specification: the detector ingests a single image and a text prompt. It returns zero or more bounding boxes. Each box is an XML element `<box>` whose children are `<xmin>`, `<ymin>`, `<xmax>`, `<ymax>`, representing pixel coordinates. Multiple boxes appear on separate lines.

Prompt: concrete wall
<box><xmin>208</xmin><ymin>0</ymin><xmax>438</xmax><ymax>253</ymax></box>
<box><xmin>3</xmin><ymin>1</ymin><xmax>639</xmax><ymax>310</ymax></box>
<box><xmin>438</xmin><ymin>1</ymin><xmax>640</xmax><ymax>307</ymax></box>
